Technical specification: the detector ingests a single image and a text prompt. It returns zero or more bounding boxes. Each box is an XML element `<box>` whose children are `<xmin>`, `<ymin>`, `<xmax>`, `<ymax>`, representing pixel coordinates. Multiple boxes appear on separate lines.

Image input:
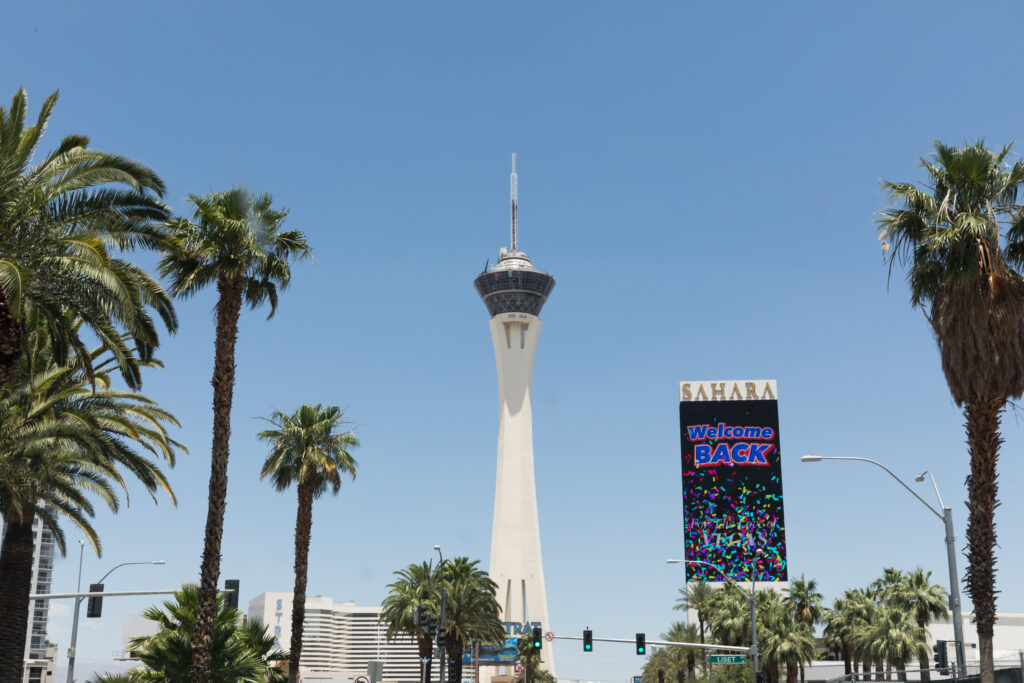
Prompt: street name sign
<box><xmin>708</xmin><ymin>655</ymin><xmax>747</xmax><ymax>664</ymax></box>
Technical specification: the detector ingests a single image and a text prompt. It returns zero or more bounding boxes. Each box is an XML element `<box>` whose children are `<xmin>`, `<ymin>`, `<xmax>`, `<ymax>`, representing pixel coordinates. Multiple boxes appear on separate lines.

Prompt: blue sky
<box><xmin>4</xmin><ymin>2</ymin><xmax>1024</xmax><ymax>681</ymax></box>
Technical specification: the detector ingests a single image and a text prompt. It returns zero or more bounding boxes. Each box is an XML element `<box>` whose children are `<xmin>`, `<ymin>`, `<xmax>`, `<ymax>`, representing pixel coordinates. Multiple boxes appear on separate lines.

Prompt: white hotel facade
<box><xmin>248</xmin><ymin>592</ymin><xmax>420</xmax><ymax>682</ymax></box>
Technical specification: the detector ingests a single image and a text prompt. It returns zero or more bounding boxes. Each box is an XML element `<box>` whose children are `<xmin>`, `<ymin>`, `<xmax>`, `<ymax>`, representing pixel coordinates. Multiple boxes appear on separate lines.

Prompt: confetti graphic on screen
<box><xmin>679</xmin><ymin>386</ymin><xmax>788</xmax><ymax>582</ymax></box>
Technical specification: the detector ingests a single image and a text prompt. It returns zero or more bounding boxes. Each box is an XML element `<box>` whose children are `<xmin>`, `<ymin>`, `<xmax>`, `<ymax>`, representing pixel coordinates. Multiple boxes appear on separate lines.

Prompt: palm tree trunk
<box><xmin>418</xmin><ymin>632</ymin><xmax>433</xmax><ymax>683</ymax></box>
<box><xmin>0</xmin><ymin>290</ymin><xmax>24</xmax><ymax>391</ymax></box>
<box><xmin>787</xmin><ymin>661</ymin><xmax>798</xmax><ymax>683</ymax></box>
<box><xmin>896</xmin><ymin>663</ymin><xmax>907</xmax><ymax>683</ymax></box>
<box><xmin>447</xmin><ymin>634</ymin><xmax>465</xmax><ymax>683</ymax></box>
<box><xmin>874</xmin><ymin>660</ymin><xmax>883</xmax><ymax>681</ymax></box>
<box><xmin>190</xmin><ymin>276</ymin><xmax>244</xmax><ymax>683</ymax></box>
<box><xmin>918</xmin><ymin>653</ymin><xmax>931</xmax><ymax>682</ymax></box>
<box><xmin>800</xmin><ymin>662</ymin><xmax>805</xmax><ymax>683</ymax></box>
<box><xmin>843</xmin><ymin>643</ymin><xmax>852</xmax><ymax>675</ymax></box>
<box><xmin>288</xmin><ymin>478</ymin><xmax>316</xmax><ymax>682</ymax></box>
<box><xmin>0</xmin><ymin>513</ymin><xmax>35</xmax><ymax>683</ymax></box>
<box><xmin>964</xmin><ymin>398</ymin><xmax>1002</xmax><ymax>683</ymax></box>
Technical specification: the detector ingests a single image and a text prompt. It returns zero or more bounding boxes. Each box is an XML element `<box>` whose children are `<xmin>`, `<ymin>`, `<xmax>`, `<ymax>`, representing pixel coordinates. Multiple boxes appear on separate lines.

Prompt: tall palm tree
<box><xmin>888</xmin><ymin>568</ymin><xmax>948</xmax><ymax>681</ymax></box>
<box><xmin>674</xmin><ymin>581</ymin><xmax>716</xmax><ymax>644</ymax></box>
<box><xmin>258</xmin><ymin>403</ymin><xmax>359</xmax><ymax>682</ymax></box>
<box><xmin>381</xmin><ymin>561</ymin><xmax>442</xmax><ymax>683</ymax></box>
<box><xmin>158</xmin><ymin>188</ymin><xmax>309</xmax><ymax>682</ymax></box>
<box><xmin>127</xmin><ymin>585</ymin><xmax>288</xmax><ymax>682</ymax></box>
<box><xmin>439</xmin><ymin>558</ymin><xmax>506</xmax><ymax>683</ymax></box>
<box><xmin>0</xmin><ymin>88</ymin><xmax>177</xmax><ymax>390</ymax></box>
<box><xmin>0</xmin><ymin>320</ymin><xmax>183</xmax><ymax>680</ymax></box>
<box><xmin>785</xmin><ymin>574</ymin><xmax>823</xmax><ymax>683</ymax></box>
<box><xmin>879</xmin><ymin>140</ymin><xmax>1024</xmax><ymax>683</ymax></box>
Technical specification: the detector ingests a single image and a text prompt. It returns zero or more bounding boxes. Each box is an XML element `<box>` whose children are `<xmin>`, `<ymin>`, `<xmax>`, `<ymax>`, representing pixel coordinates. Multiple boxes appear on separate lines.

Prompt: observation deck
<box><xmin>474</xmin><ymin>247</ymin><xmax>555</xmax><ymax>317</ymax></box>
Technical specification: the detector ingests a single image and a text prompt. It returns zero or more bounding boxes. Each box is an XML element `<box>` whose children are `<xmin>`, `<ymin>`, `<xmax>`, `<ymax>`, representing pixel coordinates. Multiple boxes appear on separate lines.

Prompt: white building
<box><xmin>0</xmin><ymin>513</ymin><xmax>58</xmax><ymax>683</ymax></box>
<box><xmin>472</xmin><ymin>156</ymin><xmax>557</xmax><ymax>679</ymax></box>
<box><xmin>929</xmin><ymin>612</ymin><xmax>1024</xmax><ymax>666</ymax></box>
<box><xmin>248</xmin><ymin>592</ymin><xmax>421</xmax><ymax>682</ymax></box>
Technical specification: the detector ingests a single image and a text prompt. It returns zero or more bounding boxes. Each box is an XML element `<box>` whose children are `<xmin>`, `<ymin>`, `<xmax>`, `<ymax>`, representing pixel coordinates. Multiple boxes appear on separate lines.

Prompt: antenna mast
<box><xmin>510</xmin><ymin>153</ymin><xmax>518</xmax><ymax>252</ymax></box>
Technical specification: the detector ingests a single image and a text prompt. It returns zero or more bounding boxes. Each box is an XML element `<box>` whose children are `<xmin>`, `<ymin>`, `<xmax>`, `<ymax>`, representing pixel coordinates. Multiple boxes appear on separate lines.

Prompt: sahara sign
<box><xmin>679</xmin><ymin>379</ymin><xmax>788</xmax><ymax>582</ymax></box>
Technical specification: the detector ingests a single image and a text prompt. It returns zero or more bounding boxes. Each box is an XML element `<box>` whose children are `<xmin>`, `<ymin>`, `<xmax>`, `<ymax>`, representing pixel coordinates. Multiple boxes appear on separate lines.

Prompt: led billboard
<box><xmin>679</xmin><ymin>380</ymin><xmax>787</xmax><ymax>582</ymax></box>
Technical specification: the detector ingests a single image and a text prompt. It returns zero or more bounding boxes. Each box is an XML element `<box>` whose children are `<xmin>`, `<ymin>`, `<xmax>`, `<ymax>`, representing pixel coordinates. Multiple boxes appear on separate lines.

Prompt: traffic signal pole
<box><xmin>556</xmin><ymin>635</ymin><xmax>751</xmax><ymax>653</ymax></box>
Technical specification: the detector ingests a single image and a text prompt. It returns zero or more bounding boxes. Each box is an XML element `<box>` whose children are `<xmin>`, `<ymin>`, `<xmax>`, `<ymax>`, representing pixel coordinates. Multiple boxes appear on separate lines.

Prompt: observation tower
<box><xmin>473</xmin><ymin>155</ymin><xmax>556</xmax><ymax>676</ymax></box>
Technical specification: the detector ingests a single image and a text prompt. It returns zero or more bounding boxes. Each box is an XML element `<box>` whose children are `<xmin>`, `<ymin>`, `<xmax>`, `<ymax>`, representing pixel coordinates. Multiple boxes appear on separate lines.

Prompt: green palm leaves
<box><xmin>125</xmin><ymin>585</ymin><xmax>288</xmax><ymax>682</ymax></box>
<box><xmin>0</xmin><ymin>89</ymin><xmax>176</xmax><ymax>390</ymax></box>
<box><xmin>381</xmin><ymin>557</ymin><xmax>504</xmax><ymax>683</ymax></box>
<box><xmin>258</xmin><ymin>404</ymin><xmax>358</xmax><ymax>497</ymax></box>
<box><xmin>158</xmin><ymin>188</ymin><xmax>310</xmax><ymax>318</ymax></box>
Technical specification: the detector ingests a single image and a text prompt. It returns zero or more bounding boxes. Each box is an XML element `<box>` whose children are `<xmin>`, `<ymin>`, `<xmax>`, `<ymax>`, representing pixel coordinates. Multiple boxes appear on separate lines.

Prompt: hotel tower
<box><xmin>473</xmin><ymin>156</ymin><xmax>556</xmax><ymax>676</ymax></box>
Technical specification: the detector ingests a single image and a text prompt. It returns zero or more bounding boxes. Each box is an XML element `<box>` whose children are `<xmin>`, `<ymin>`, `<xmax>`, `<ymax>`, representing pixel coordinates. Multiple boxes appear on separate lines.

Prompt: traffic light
<box><xmin>533</xmin><ymin>626</ymin><xmax>543</xmax><ymax>650</ymax></box>
<box><xmin>932</xmin><ymin>640</ymin><xmax>948</xmax><ymax>673</ymax></box>
<box><xmin>86</xmin><ymin>583</ymin><xmax>104</xmax><ymax>618</ymax></box>
<box><xmin>583</xmin><ymin>629</ymin><xmax>593</xmax><ymax>652</ymax></box>
<box><xmin>636</xmin><ymin>633</ymin><xmax>646</xmax><ymax>655</ymax></box>
<box><xmin>224</xmin><ymin>579</ymin><xmax>240</xmax><ymax>610</ymax></box>
<box><xmin>437</xmin><ymin>623</ymin><xmax>446</xmax><ymax>648</ymax></box>
<box><xmin>755</xmin><ymin>673</ymin><xmax>765</xmax><ymax>683</ymax></box>
<box><xmin>427</xmin><ymin>614</ymin><xmax>438</xmax><ymax>642</ymax></box>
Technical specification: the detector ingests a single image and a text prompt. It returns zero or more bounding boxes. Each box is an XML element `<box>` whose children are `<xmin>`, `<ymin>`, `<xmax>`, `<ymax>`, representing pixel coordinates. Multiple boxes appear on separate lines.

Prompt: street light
<box><xmin>434</xmin><ymin>545</ymin><xmax>447</xmax><ymax>683</ymax></box>
<box><xmin>66</xmin><ymin>554</ymin><xmax>166</xmax><ymax>683</ymax></box>
<box><xmin>801</xmin><ymin>455</ymin><xmax>966</xmax><ymax>673</ymax></box>
<box><xmin>667</xmin><ymin>558</ymin><xmax>758</xmax><ymax>679</ymax></box>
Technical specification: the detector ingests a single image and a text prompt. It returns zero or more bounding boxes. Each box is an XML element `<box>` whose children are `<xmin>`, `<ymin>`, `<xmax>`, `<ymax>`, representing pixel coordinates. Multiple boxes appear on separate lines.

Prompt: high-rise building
<box><xmin>248</xmin><ymin>592</ymin><xmax>421</xmax><ymax>682</ymax></box>
<box><xmin>472</xmin><ymin>155</ymin><xmax>556</xmax><ymax>676</ymax></box>
<box><xmin>0</xmin><ymin>513</ymin><xmax>58</xmax><ymax>682</ymax></box>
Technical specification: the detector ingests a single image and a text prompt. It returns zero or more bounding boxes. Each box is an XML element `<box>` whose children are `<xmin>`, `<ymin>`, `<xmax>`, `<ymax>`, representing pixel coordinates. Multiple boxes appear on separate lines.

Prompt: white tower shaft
<box><xmin>487</xmin><ymin>311</ymin><xmax>554</xmax><ymax>676</ymax></box>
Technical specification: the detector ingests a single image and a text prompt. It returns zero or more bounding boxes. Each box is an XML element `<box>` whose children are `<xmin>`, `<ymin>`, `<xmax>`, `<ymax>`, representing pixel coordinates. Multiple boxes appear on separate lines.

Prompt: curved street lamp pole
<box><xmin>66</xmin><ymin>557</ymin><xmax>166</xmax><ymax>683</ymax></box>
<box><xmin>434</xmin><ymin>546</ymin><xmax>447</xmax><ymax>683</ymax></box>
<box><xmin>802</xmin><ymin>455</ymin><xmax>966</xmax><ymax>673</ymax></box>
<box><xmin>667</xmin><ymin>558</ymin><xmax>758</xmax><ymax>680</ymax></box>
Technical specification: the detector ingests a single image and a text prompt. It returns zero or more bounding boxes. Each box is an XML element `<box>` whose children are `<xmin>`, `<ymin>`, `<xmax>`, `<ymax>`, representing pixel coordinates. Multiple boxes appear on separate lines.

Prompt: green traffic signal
<box><xmin>583</xmin><ymin>629</ymin><xmax>593</xmax><ymax>652</ymax></box>
<box><xmin>532</xmin><ymin>626</ymin><xmax>543</xmax><ymax>650</ymax></box>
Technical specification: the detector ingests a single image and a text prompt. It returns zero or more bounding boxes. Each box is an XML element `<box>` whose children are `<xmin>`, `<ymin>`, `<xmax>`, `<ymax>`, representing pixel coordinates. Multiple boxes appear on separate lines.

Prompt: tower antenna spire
<box><xmin>510</xmin><ymin>153</ymin><xmax>518</xmax><ymax>252</ymax></box>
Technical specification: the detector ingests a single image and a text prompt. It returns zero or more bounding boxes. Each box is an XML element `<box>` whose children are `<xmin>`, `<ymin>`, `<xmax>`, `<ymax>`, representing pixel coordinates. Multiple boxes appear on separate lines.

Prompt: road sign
<box><xmin>355</xmin><ymin>677</ymin><xmax>370</xmax><ymax>683</ymax></box>
<box><xmin>514</xmin><ymin>663</ymin><xmax>523</xmax><ymax>674</ymax></box>
<box><xmin>708</xmin><ymin>655</ymin><xmax>747</xmax><ymax>664</ymax></box>
<box><xmin>544</xmin><ymin>631</ymin><xmax>555</xmax><ymax>642</ymax></box>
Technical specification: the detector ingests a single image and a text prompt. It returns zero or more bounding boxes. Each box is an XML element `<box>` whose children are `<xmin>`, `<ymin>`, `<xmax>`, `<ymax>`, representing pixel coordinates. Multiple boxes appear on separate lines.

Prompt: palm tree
<box><xmin>127</xmin><ymin>585</ymin><xmax>288</xmax><ymax>682</ymax></box>
<box><xmin>823</xmin><ymin>599</ymin><xmax>855</xmax><ymax>675</ymax></box>
<box><xmin>675</xmin><ymin>581</ymin><xmax>716</xmax><ymax>644</ymax></box>
<box><xmin>663</xmin><ymin>621</ymin><xmax>701</xmax><ymax>679</ymax></box>
<box><xmin>852</xmin><ymin>607</ymin><xmax>929</xmax><ymax>683</ymax></box>
<box><xmin>888</xmin><ymin>568</ymin><xmax>948</xmax><ymax>681</ymax></box>
<box><xmin>258</xmin><ymin>403</ymin><xmax>359</xmax><ymax>682</ymax></box>
<box><xmin>439</xmin><ymin>558</ymin><xmax>506</xmax><ymax>683</ymax></box>
<box><xmin>708</xmin><ymin>585</ymin><xmax>750</xmax><ymax>647</ymax></box>
<box><xmin>0</xmin><ymin>88</ymin><xmax>177</xmax><ymax>390</ymax></box>
<box><xmin>0</xmin><ymin>320</ymin><xmax>182</xmax><ymax>680</ymax></box>
<box><xmin>515</xmin><ymin>632</ymin><xmax>557</xmax><ymax>683</ymax></box>
<box><xmin>879</xmin><ymin>140</ymin><xmax>1024</xmax><ymax>683</ymax></box>
<box><xmin>158</xmin><ymin>188</ymin><xmax>309</xmax><ymax>682</ymax></box>
<box><xmin>381</xmin><ymin>561</ymin><xmax>442</xmax><ymax>683</ymax></box>
<box><xmin>761</xmin><ymin>608</ymin><xmax>815</xmax><ymax>683</ymax></box>
<box><xmin>785</xmin><ymin>574</ymin><xmax>823</xmax><ymax>683</ymax></box>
